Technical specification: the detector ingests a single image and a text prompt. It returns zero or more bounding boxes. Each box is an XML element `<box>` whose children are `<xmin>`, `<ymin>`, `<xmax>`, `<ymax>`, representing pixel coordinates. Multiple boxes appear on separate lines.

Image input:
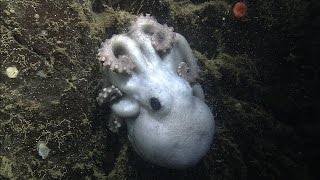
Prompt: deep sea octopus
<box><xmin>97</xmin><ymin>15</ymin><xmax>215</xmax><ymax>169</ymax></box>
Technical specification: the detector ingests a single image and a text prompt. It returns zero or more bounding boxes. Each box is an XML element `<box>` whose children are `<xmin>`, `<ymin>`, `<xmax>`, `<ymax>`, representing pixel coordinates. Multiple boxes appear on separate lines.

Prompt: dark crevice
<box><xmin>92</xmin><ymin>0</ymin><xmax>105</xmax><ymax>13</ymax></box>
<box><xmin>11</xmin><ymin>33</ymin><xmax>48</xmax><ymax>60</ymax></box>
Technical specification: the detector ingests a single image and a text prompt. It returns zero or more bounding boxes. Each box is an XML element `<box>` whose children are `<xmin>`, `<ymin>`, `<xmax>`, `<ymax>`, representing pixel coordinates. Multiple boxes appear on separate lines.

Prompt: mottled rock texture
<box><xmin>0</xmin><ymin>0</ymin><xmax>317</xmax><ymax>179</ymax></box>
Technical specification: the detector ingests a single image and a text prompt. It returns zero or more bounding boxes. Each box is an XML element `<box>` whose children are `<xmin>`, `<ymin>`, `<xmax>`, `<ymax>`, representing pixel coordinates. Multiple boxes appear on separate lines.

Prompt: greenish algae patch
<box><xmin>0</xmin><ymin>156</ymin><xmax>14</xmax><ymax>179</ymax></box>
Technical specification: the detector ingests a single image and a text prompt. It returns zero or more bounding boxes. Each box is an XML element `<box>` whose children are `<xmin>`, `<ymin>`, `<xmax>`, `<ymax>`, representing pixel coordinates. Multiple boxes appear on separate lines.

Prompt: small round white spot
<box><xmin>6</xmin><ymin>66</ymin><xmax>19</xmax><ymax>78</ymax></box>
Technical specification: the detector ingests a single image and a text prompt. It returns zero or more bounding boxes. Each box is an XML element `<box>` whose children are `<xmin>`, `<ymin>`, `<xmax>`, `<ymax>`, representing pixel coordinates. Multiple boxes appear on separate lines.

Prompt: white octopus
<box><xmin>97</xmin><ymin>15</ymin><xmax>215</xmax><ymax>169</ymax></box>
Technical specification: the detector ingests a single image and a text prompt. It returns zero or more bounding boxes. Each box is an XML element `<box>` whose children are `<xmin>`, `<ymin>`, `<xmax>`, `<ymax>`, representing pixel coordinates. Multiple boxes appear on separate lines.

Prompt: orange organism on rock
<box><xmin>233</xmin><ymin>0</ymin><xmax>248</xmax><ymax>18</ymax></box>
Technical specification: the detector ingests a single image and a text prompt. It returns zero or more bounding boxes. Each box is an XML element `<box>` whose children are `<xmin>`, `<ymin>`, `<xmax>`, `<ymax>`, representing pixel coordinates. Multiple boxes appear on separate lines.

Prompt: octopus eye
<box><xmin>150</xmin><ymin>97</ymin><xmax>161</xmax><ymax>111</ymax></box>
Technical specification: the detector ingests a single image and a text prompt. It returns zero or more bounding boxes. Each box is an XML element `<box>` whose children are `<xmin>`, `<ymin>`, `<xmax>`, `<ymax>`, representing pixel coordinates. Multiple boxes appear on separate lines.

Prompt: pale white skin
<box><xmin>100</xmin><ymin>18</ymin><xmax>215</xmax><ymax>169</ymax></box>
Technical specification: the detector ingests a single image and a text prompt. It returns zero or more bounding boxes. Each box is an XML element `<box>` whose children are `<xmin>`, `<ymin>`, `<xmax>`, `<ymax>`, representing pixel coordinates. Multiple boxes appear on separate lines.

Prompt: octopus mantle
<box><xmin>97</xmin><ymin>15</ymin><xmax>215</xmax><ymax>169</ymax></box>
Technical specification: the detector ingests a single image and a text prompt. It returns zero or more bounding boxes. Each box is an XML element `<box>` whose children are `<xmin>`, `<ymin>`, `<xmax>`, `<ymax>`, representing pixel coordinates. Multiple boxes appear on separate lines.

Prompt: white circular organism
<box><xmin>6</xmin><ymin>66</ymin><xmax>19</xmax><ymax>78</ymax></box>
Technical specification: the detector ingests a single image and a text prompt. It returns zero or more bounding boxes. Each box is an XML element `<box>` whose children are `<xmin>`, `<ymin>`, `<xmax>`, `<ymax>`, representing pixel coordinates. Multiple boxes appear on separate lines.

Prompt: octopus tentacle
<box><xmin>98</xmin><ymin>38</ymin><xmax>136</xmax><ymax>74</ymax></box>
<box><xmin>96</xmin><ymin>85</ymin><xmax>122</xmax><ymax>105</ymax></box>
<box><xmin>174</xmin><ymin>34</ymin><xmax>200</xmax><ymax>82</ymax></box>
<box><xmin>151</xmin><ymin>24</ymin><xmax>175</xmax><ymax>53</ymax></box>
<box><xmin>131</xmin><ymin>14</ymin><xmax>175</xmax><ymax>54</ymax></box>
<box><xmin>177</xmin><ymin>62</ymin><xmax>189</xmax><ymax>79</ymax></box>
<box><xmin>108</xmin><ymin>113</ymin><xmax>123</xmax><ymax>133</ymax></box>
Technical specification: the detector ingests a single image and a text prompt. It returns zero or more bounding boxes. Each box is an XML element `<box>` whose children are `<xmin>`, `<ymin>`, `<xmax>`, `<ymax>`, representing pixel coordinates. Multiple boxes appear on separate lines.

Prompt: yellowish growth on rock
<box><xmin>0</xmin><ymin>156</ymin><xmax>14</xmax><ymax>179</ymax></box>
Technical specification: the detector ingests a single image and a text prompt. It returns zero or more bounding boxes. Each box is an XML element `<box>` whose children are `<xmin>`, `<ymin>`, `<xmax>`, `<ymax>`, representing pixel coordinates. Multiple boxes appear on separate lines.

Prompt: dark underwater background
<box><xmin>0</xmin><ymin>0</ymin><xmax>319</xmax><ymax>179</ymax></box>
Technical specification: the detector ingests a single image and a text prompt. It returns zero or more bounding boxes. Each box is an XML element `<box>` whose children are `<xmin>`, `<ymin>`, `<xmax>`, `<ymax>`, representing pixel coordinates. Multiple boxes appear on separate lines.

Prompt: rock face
<box><xmin>97</xmin><ymin>15</ymin><xmax>215</xmax><ymax>169</ymax></box>
<box><xmin>1</xmin><ymin>0</ymin><xmax>314</xmax><ymax>179</ymax></box>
